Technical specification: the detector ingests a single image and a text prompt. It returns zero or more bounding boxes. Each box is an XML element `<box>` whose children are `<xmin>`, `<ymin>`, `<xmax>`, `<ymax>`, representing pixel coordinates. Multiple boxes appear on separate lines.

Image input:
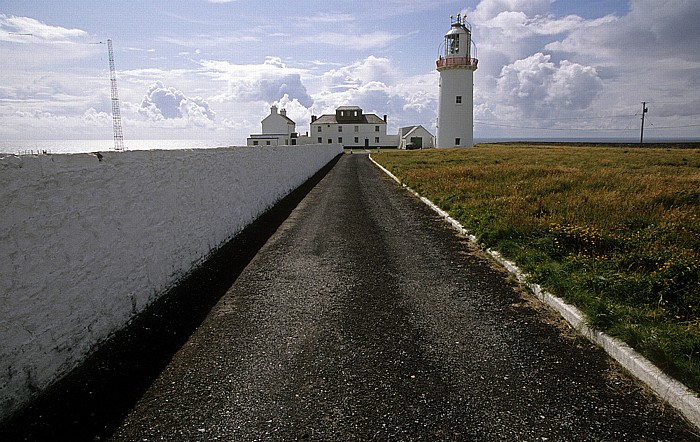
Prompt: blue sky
<box><xmin>1</xmin><ymin>0</ymin><xmax>698</xmax><ymax>143</ymax></box>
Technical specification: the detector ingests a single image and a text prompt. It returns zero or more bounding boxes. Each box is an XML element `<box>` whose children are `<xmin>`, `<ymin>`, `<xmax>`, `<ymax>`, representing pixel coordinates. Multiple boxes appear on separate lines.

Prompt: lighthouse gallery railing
<box><xmin>436</xmin><ymin>56</ymin><xmax>478</xmax><ymax>69</ymax></box>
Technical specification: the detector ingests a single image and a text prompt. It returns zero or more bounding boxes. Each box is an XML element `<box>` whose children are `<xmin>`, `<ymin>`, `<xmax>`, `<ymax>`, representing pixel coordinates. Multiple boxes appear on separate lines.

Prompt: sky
<box><xmin>1</xmin><ymin>0</ymin><xmax>699</xmax><ymax>144</ymax></box>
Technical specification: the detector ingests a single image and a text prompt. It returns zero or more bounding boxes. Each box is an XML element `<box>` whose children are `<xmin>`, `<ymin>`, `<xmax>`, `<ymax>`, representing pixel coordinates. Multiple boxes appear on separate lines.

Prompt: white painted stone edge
<box><xmin>369</xmin><ymin>153</ymin><xmax>700</xmax><ymax>431</ymax></box>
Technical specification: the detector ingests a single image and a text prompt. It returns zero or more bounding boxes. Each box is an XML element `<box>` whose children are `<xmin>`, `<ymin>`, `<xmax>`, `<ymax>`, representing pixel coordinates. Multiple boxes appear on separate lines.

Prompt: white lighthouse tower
<box><xmin>436</xmin><ymin>13</ymin><xmax>478</xmax><ymax>148</ymax></box>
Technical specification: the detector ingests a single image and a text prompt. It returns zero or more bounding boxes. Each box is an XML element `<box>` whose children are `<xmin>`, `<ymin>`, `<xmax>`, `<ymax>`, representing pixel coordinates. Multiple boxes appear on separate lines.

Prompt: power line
<box><xmin>474</xmin><ymin>121</ymin><xmax>636</xmax><ymax>131</ymax></box>
<box><xmin>482</xmin><ymin>114</ymin><xmax>637</xmax><ymax>122</ymax></box>
<box><xmin>475</xmin><ymin>120</ymin><xmax>700</xmax><ymax>132</ymax></box>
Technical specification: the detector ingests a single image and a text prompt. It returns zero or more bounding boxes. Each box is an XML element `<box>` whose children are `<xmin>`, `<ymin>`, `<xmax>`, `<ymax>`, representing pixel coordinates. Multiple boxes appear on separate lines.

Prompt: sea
<box><xmin>0</xmin><ymin>137</ymin><xmax>696</xmax><ymax>155</ymax></box>
<box><xmin>0</xmin><ymin>139</ymin><xmax>239</xmax><ymax>155</ymax></box>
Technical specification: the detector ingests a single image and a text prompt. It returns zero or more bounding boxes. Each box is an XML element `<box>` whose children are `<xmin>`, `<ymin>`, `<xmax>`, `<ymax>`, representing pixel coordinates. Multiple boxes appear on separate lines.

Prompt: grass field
<box><xmin>372</xmin><ymin>143</ymin><xmax>700</xmax><ymax>392</ymax></box>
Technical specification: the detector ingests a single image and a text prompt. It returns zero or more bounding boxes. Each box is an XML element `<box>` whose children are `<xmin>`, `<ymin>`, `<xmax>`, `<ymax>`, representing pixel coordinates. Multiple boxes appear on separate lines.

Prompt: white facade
<box><xmin>248</xmin><ymin>105</ymin><xmax>298</xmax><ymax>146</ymax></box>
<box><xmin>399</xmin><ymin>125</ymin><xmax>435</xmax><ymax>149</ymax></box>
<box><xmin>310</xmin><ymin>106</ymin><xmax>397</xmax><ymax>148</ymax></box>
<box><xmin>250</xmin><ymin>104</ymin><xmax>435</xmax><ymax>149</ymax></box>
<box><xmin>436</xmin><ymin>14</ymin><xmax>478</xmax><ymax>148</ymax></box>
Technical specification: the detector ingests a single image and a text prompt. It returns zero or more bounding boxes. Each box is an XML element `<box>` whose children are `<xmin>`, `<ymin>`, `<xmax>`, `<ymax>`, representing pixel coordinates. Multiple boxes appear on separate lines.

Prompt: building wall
<box><xmin>0</xmin><ymin>144</ymin><xmax>341</xmax><ymax>420</ymax></box>
<box><xmin>437</xmin><ymin>68</ymin><xmax>474</xmax><ymax>148</ymax></box>
<box><xmin>400</xmin><ymin>126</ymin><xmax>436</xmax><ymax>149</ymax></box>
<box><xmin>247</xmin><ymin>136</ymin><xmax>282</xmax><ymax>147</ymax></box>
<box><xmin>261</xmin><ymin>109</ymin><xmax>294</xmax><ymax>138</ymax></box>
<box><xmin>311</xmin><ymin>121</ymin><xmax>396</xmax><ymax>147</ymax></box>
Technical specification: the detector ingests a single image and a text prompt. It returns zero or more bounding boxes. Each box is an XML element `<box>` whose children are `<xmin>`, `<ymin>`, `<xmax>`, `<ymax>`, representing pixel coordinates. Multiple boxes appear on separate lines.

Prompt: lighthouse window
<box><xmin>456</xmin><ymin>95</ymin><xmax>462</xmax><ymax>104</ymax></box>
<box><xmin>447</xmin><ymin>34</ymin><xmax>459</xmax><ymax>54</ymax></box>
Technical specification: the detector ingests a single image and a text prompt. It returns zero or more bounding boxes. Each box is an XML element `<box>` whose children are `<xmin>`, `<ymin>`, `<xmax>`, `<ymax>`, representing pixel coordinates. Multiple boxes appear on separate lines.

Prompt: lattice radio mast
<box><xmin>107</xmin><ymin>39</ymin><xmax>125</xmax><ymax>151</ymax></box>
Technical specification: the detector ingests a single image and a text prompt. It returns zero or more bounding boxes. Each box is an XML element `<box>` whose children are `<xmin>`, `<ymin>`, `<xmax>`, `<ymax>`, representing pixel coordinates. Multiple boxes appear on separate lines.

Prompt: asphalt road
<box><xmin>110</xmin><ymin>153</ymin><xmax>697</xmax><ymax>441</ymax></box>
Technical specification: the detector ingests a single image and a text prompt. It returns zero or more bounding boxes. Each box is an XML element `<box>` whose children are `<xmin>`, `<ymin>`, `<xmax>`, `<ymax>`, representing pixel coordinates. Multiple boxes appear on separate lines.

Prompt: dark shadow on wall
<box><xmin>0</xmin><ymin>154</ymin><xmax>342</xmax><ymax>442</ymax></box>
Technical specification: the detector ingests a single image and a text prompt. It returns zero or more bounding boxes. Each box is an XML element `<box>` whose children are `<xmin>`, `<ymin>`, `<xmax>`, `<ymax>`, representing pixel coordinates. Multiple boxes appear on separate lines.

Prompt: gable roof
<box><xmin>262</xmin><ymin>112</ymin><xmax>295</xmax><ymax>125</ymax></box>
<box><xmin>399</xmin><ymin>125</ymin><xmax>434</xmax><ymax>139</ymax></box>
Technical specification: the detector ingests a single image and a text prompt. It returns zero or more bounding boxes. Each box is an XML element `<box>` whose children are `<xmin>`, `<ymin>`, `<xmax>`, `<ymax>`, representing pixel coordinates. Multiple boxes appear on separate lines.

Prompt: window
<box><xmin>446</xmin><ymin>34</ymin><xmax>460</xmax><ymax>54</ymax></box>
<box><xmin>266</xmin><ymin>141</ymin><xmax>271</xmax><ymax>145</ymax></box>
<box><xmin>375</xmin><ymin>126</ymin><xmax>380</xmax><ymax>132</ymax></box>
<box><xmin>253</xmin><ymin>140</ymin><xmax>259</xmax><ymax>146</ymax></box>
<box><xmin>354</xmin><ymin>137</ymin><xmax>359</xmax><ymax>143</ymax></box>
<box><xmin>328</xmin><ymin>139</ymin><xmax>332</xmax><ymax>144</ymax></box>
<box><xmin>455</xmin><ymin>138</ymin><xmax>461</xmax><ymax>145</ymax></box>
<box><xmin>338</xmin><ymin>137</ymin><xmax>343</xmax><ymax>143</ymax></box>
<box><xmin>317</xmin><ymin>126</ymin><xmax>322</xmax><ymax>132</ymax></box>
<box><xmin>338</xmin><ymin>126</ymin><xmax>343</xmax><ymax>132</ymax></box>
<box><xmin>456</xmin><ymin>96</ymin><xmax>462</xmax><ymax>104</ymax></box>
<box><xmin>318</xmin><ymin>137</ymin><xmax>322</xmax><ymax>143</ymax></box>
<box><xmin>354</xmin><ymin>126</ymin><xmax>359</xmax><ymax>132</ymax></box>
<box><xmin>375</xmin><ymin>137</ymin><xmax>380</xmax><ymax>143</ymax></box>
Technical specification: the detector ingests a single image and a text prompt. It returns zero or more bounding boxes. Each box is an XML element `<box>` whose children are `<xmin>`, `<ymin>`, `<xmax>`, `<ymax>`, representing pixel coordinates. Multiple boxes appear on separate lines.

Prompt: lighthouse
<box><xmin>436</xmin><ymin>13</ymin><xmax>478</xmax><ymax>148</ymax></box>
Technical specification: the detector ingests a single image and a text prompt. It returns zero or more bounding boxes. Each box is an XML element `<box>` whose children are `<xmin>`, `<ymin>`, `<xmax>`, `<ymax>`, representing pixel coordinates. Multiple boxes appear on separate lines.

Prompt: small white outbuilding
<box><xmin>399</xmin><ymin>125</ymin><xmax>435</xmax><ymax>149</ymax></box>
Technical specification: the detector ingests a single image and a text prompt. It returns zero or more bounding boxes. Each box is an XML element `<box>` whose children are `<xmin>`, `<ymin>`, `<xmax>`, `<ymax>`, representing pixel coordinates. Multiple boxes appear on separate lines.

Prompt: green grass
<box><xmin>373</xmin><ymin>143</ymin><xmax>700</xmax><ymax>392</ymax></box>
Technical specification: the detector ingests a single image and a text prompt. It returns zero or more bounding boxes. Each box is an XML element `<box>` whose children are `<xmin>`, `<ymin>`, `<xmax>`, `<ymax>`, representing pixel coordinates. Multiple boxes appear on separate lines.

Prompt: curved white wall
<box><xmin>0</xmin><ymin>145</ymin><xmax>341</xmax><ymax>420</ymax></box>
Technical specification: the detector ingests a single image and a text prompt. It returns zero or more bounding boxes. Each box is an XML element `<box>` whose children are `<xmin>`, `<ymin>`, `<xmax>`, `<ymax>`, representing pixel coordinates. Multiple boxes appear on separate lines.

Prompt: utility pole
<box><xmin>107</xmin><ymin>39</ymin><xmax>125</xmax><ymax>151</ymax></box>
<box><xmin>640</xmin><ymin>101</ymin><xmax>648</xmax><ymax>145</ymax></box>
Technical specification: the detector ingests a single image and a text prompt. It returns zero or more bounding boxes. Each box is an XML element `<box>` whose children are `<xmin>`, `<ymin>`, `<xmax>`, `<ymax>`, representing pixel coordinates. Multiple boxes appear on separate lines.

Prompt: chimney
<box><xmin>271</xmin><ymin>105</ymin><xmax>278</xmax><ymax>114</ymax></box>
<box><xmin>311</xmin><ymin>115</ymin><xmax>317</xmax><ymax>123</ymax></box>
<box><xmin>383</xmin><ymin>114</ymin><xmax>387</xmax><ymax>123</ymax></box>
<box><xmin>280</xmin><ymin>108</ymin><xmax>287</xmax><ymax>116</ymax></box>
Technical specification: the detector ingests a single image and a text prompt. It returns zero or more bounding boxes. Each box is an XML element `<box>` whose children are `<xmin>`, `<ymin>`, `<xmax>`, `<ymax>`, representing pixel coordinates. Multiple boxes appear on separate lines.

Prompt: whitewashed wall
<box><xmin>0</xmin><ymin>145</ymin><xmax>341</xmax><ymax>420</ymax></box>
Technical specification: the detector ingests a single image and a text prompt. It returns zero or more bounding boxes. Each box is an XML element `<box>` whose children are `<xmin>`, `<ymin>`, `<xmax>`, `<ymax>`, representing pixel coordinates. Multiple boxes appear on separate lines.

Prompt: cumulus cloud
<box><xmin>236</xmin><ymin>74</ymin><xmax>313</xmax><ymax>108</ymax></box>
<box><xmin>139</xmin><ymin>81</ymin><xmax>216</xmax><ymax>127</ymax></box>
<box><xmin>496</xmin><ymin>53</ymin><xmax>603</xmax><ymax>117</ymax></box>
<box><xmin>203</xmin><ymin>57</ymin><xmax>314</xmax><ymax>108</ymax></box>
<box><xmin>322</xmin><ymin>56</ymin><xmax>397</xmax><ymax>91</ymax></box>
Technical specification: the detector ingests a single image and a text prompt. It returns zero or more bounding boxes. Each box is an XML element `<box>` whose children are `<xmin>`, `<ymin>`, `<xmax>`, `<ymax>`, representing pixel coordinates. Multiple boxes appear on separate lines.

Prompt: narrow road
<box><xmin>111</xmin><ymin>153</ymin><xmax>696</xmax><ymax>441</ymax></box>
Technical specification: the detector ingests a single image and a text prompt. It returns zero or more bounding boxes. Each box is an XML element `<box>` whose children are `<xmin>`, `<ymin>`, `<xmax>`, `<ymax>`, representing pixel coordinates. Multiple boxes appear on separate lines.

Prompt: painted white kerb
<box><xmin>369</xmin><ymin>153</ymin><xmax>700</xmax><ymax>431</ymax></box>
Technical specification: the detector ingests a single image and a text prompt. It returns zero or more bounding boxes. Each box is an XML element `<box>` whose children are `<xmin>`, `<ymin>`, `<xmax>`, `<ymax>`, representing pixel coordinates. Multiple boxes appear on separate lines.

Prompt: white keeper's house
<box><xmin>309</xmin><ymin>106</ymin><xmax>399</xmax><ymax>148</ymax></box>
<box><xmin>248</xmin><ymin>105</ymin><xmax>434</xmax><ymax>149</ymax></box>
<box><xmin>247</xmin><ymin>105</ymin><xmax>299</xmax><ymax>146</ymax></box>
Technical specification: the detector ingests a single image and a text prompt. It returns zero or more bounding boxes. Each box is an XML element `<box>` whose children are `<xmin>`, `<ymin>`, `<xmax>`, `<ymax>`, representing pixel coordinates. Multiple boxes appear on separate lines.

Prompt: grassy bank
<box><xmin>373</xmin><ymin>143</ymin><xmax>700</xmax><ymax>391</ymax></box>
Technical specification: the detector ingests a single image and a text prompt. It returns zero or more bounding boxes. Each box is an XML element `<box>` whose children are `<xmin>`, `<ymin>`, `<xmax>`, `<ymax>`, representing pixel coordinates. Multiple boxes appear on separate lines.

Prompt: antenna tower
<box><xmin>107</xmin><ymin>39</ymin><xmax>125</xmax><ymax>151</ymax></box>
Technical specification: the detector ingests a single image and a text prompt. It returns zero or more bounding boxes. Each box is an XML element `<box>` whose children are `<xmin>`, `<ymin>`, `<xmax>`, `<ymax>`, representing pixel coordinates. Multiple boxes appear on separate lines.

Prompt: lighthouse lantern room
<box><xmin>436</xmin><ymin>13</ymin><xmax>478</xmax><ymax>148</ymax></box>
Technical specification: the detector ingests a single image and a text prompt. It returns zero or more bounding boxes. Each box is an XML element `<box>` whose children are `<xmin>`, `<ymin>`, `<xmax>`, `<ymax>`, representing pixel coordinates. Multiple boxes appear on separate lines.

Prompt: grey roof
<box><xmin>313</xmin><ymin>113</ymin><xmax>386</xmax><ymax>125</ymax></box>
<box><xmin>399</xmin><ymin>126</ymin><xmax>419</xmax><ymax>137</ymax></box>
<box><xmin>399</xmin><ymin>125</ymin><xmax>434</xmax><ymax>140</ymax></box>
<box><xmin>279</xmin><ymin>114</ymin><xmax>295</xmax><ymax>124</ymax></box>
